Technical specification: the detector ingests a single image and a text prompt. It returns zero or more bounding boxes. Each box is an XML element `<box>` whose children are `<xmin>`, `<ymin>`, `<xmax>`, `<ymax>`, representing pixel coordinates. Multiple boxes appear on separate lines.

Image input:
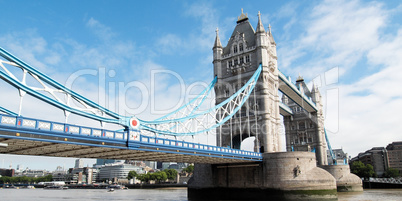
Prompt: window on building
<box><xmin>234</xmin><ymin>58</ymin><xmax>238</xmax><ymax>65</ymax></box>
<box><xmin>246</xmin><ymin>55</ymin><xmax>250</xmax><ymax>63</ymax></box>
<box><xmin>299</xmin><ymin>122</ymin><xmax>305</xmax><ymax>130</ymax></box>
<box><xmin>240</xmin><ymin>57</ymin><xmax>244</xmax><ymax>64</ymax></box>
<box><xmin>229</xmin><ymin>61</ymin><xmax>233</xmax><ymax>67</ymax></box>
<box><xmin>308</xmin><ymin>138</ymin><xmax>312</xmax><ymax>143</ymax></box>
<box><xmin>233</xmin><ymin>45</ymin><xmax>238</xmax><ymax>53</ymax></box>
<box><xmin>225</xmin><ymin>90</ymin><xmax>230</xmax><ymax>97</ymax></box>
<box><xmin>239</xmin><ymin>43</ymin><xmax>243</xmax><ymax>51</ymax></box>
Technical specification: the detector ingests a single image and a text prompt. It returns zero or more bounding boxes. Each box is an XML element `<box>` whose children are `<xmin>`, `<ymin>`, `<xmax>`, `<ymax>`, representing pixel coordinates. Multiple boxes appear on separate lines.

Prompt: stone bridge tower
<box><xmin>213</xmin><ymin>10</ymin><xmax>281</xmax><ymax>153</ymax></box>
<box><xmin>282</xmin><ymin>77</ymin><xmax>328</xmax><ymax>165</ymax></box>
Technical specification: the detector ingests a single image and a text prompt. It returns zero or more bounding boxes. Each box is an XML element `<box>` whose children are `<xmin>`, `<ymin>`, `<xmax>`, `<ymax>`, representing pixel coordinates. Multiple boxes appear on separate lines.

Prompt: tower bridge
<box><xmin>0</xmin><ymin>9</ymin><xmax>362</xmax><ymax>200</ymax></box>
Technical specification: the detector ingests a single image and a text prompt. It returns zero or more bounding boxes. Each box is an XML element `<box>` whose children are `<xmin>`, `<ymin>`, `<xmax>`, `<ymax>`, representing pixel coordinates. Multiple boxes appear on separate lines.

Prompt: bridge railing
<box><xmin>0</xmin><ymin>114</ymin><xmax>127</xmax><ymax>140</ymax></box>
<box><xmin>139</xmin><ymin>134</ymin><xmax>261</xmax><ymax>158</ymax></box>
<box><xmin>0</xmin><ymin>114</ymin><xmax>262</xmax><ymax>159</ymax></box>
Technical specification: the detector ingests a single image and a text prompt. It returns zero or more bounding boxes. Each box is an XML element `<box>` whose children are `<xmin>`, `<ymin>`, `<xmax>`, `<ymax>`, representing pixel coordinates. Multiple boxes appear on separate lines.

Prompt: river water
<box><xmin>1</xmin><ymin>188</ymin><xmax>402</xmax><ymax>201</ymax></box>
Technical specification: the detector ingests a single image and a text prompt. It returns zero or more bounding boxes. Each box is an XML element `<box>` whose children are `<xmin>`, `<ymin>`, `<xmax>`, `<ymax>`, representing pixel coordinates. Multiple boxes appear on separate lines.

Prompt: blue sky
<box><xmin>0</xmin><ymin>0</ymin><xmax>402</xmax><ymax>170</ymax></box>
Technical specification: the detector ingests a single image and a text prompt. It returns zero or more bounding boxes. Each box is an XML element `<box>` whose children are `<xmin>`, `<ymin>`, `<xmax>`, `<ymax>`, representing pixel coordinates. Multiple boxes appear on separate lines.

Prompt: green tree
<box><xmin>383</xmin><ymin>168</ymin><xmax>400</xmax><ymax>178</ymax></box>
<box><xmin>137</xmin><ymin>173</ymin><xmax>151</xmax><ymax>183</ymax></box>
<box><xmin>19</xmin><ymin>176</ymin><xmax>30</xmax><ymax>184</ymax></box>
<box><xmin>0</xmin><ymin>176</ymin><xmax>10</xmax><ymax>184</ymax></box>
<box><xmin>163</xmin><ymin>169</ymin><xmax>178</xmax><ymax>180</ymax></box>
<box><xmin>153</xmin><ymin>171</ymin><xmax>167</xmax><ymax>182</ymax></box>
<box><xmin>351</xmin><ymin>161</ymin><xmax>375</xmax><ymax>179</ymax></box>
<box><xmin>182</xmin><ymin>165</ymin><xmax>194</xmax><ymax>174</ymax></box>
<box><xmin>9</xmin><ymin>177</ymin><xmax>17</xmax><ymax>184</ymax></box>
<box><xmin>127</xmin><ymin>170</ymin><xmax>138</xmax><ymax>180</ymax></box>
<box><xmin>137</xmin><ymin>172</ymin><xmax>168</xmax><ymax>183</ymax></box>
<box><xmin>44</xmin><ymin>174</ymin><xmax>53</xmax><ymax>182</ymax></box>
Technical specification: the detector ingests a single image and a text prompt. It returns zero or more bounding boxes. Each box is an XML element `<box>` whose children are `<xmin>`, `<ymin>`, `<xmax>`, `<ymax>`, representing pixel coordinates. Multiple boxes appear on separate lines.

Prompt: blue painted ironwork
<box><xmin>0</xmin><ymin>46</ymin><xmax>261</xmax><ymax>137</ymax></box>
<box><xmin>155</xmin><ymin>76</ymin><xmax>217</xmax><ymax>121</ymax></box>
<box><xmin>325</xmin><ymin>128</ymin><xmax>336</xmax><ymax>165</ymax></box>
<box><xmin>139</xmin><ymin>65</ymin><xmax>262</xmax><ymax>136</ymax></box>
<box><xmin>0</xmin><ymin>113</ymin><xmax>262</xmax><ymax>161</ymax></box>
<box><xmin>0</xmin><ymin>106</ymin><xmax>17</xmax><ymax>116</ymax></box>
<box><xmin>0</xmin><ymin>47</ymin><xmax>128</xmax><ymax>124</ymax></box>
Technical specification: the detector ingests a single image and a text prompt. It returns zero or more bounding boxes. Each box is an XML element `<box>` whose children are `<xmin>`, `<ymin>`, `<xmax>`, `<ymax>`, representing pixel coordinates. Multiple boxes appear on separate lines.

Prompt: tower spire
<box><xmin>213</xmin><ymin>28</ymin><xmax>222</xmax><ymax>48</ymax></box>
<box><xmin>256</xmin><ymin>11</ymin><xmax>265</xmax><ymax>33</ymax></box>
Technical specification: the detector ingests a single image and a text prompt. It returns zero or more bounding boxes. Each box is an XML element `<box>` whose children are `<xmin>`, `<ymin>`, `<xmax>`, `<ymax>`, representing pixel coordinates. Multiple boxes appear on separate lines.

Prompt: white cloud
<box><xmin>0</xmin><ymin>30</ymin><xmax>55</xmax><ymax>72</ymax></box>
<box><xmin>86</xmin><ymin>17</ymin><xmax>115</xmax><ymax>41</ymax></box>
<box><xmin>326</xmin><ymin>31</ymin><xmax>402</xmax><ymax>157</ymax></box>
<box><xmin>279</xmin><ymin>0</ymin><xmax>387</xmax><ymax>78</ymax></box>
<box><xmin>275</xmin><ymin>0</ymin><xmax>402</xmax><ymax>157</ymax></box>
<box><xmin>156</xmin><ymin>34</ymin><xmax>184</xmax><ymax>55</ymax></box>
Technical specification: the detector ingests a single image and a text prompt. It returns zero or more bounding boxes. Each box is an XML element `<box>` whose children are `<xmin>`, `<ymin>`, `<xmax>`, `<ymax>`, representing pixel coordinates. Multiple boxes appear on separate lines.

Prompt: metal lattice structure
<box><xmin>140</xmin><ymin>65</ymin><xmax>261</xmax><ymax>136</ymax></box>
<box><xmin>0</xmin><ymin>47</ymin><xmax>126</xmax><ymax>125</ymax></box>
<box><xmin>0</xmin><ymin>47</ymin><xmax>261</xmax><ymax>137</ymax></box>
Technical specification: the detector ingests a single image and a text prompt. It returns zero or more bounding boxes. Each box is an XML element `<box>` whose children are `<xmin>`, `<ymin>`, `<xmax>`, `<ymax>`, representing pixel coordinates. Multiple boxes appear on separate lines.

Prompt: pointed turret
<box><xmin>256</xmin><ymin>11</ymin><xmax>265</xmax><ymax>33</ymax></box>
<box><xmin>255</xmin><ymin>11</ymin><xmax>268</xmax><ymax>65</ymax></box>
<box><xmin>268</xmin><ymin>24</ymin><xmax>276</xmax><ymax>45</ymax></box>
<box><xmin>213</xmin><ymin>28</ymin><xmax>222</xmax><ymax>49</ymax></box>
<box><xmin>311</xmin><ymin>83</ymin><xmax>321</xmax><ymax>104</ymax></box>
<box><xmin>213</xmin><ymin>28</ymin><xmax>223</xmax><ymax>79</ymax></box>
<box><xmin>311</xmin><ymin>82</ymin><xmax>317</xmax><ymax>93</ymax></box>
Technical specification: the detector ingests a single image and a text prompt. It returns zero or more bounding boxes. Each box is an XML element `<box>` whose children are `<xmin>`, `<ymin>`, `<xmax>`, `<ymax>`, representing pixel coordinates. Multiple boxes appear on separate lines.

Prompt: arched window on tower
<box><xmin>299</xmin><ymin>122</ymin><xmax>305</xmax><ymax>130</ymax></box>
<box><xmin>239</xmin><ymin>43</ymin><xmax>243</xmax><ymax>51</ymax></box>
<box><xmin>246</xmin><ymin>55</ymin><xmax>250</xmax><ymax>63</ymax></box>
<box><xmin>233</xmin><ymin>45</ymin><xmax>238</xmax><ymax>53</ymax></box>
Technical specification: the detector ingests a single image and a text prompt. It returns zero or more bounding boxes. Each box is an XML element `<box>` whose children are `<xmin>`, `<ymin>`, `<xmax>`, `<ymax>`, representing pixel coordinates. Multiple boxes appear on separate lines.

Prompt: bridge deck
<box><xmin>0</xmin><ymin>114</ymin><xmax>261</xmax><ymax>164</ymax></box>
<box><xmin>279</xmin><ymin>102</ymin><xmax>293</xmax><ymax>116</ymax></box>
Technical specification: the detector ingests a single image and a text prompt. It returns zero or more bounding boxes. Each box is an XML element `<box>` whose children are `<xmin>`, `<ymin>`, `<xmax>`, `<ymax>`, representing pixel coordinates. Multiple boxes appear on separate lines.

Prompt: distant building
<box><xmin>98</xmin><ymin>164</ymin><xmax>144</xmax><ymax>182</ymax></box>
<box><xmin>0</xmin><ymin>168</ymin><xmax>14</xmax><ymax>177</ymax></box>
<box><xmin>18</xmin><ymin>168</ymin><xmax>50</xmax><ymax>177</ymax></box>
<box><xmin>75</xmin><ymin>159</ymin><xmax>83</xmax><ymax>169</ymax></box>
<box><xmin>327</xmin><ymin>148</ymin><xmax>349</xmax><ymax>165</ymax></box>
<box><xmin>351</xmin><ymin>147</ymin><xmax>388</xmax><ymax>177</ymax></box>
<box><xmin>386</xmin><ymin>141</ymin><xmax>402</xmax><ymax>174</ymax></box>
<box><xmin>157</xmin><ymin>161</ymin><xmax>163</xmax><ymax>169</ymax></box>
<box><xmin>96</xmin><ymin>159</ymin><xmax>122</xmax><ymax>166</ymax></box>
<box><xmin>144</xmin><ymin>161</ymin><xmax>157</xmax><ymax>170</ymax></box>
<box><xmin>125</xmin><ymin>160</ymin><xmax>145</xmax><ymax>167</ymax></box>
<box><xmin>52</xmin><ymin>166</ymin><xmax>67</xmax><ymax>181</ymax></box>
<box><xmin>65</xmin><ymin>167</ymin><xmax>96</xmax><ymax>184</ymax></box>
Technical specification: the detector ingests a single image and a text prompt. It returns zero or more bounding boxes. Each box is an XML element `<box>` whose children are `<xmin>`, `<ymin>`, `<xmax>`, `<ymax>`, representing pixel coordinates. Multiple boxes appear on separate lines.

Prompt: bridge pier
<box><xmin>188</xmin><ymin>152</ymin><xmax>337</xmax><ymax>200</ymax></box>
<box><xmin>320</xmin><ymin>165</ymin><xmax>363</xmax><ymax>192</ymax></box>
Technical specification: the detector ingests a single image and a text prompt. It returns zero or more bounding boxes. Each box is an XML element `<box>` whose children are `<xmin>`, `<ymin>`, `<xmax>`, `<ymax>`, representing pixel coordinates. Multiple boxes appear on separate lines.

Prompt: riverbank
<box><xmin>2</xmin><ymin>183</ymin><xmax>188</xmax><ymax>189</ymax></box>
<box><xmin>363</xmin><ymin>181</ymin><xmax>402</xmax><ymax>189</ymax></box>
